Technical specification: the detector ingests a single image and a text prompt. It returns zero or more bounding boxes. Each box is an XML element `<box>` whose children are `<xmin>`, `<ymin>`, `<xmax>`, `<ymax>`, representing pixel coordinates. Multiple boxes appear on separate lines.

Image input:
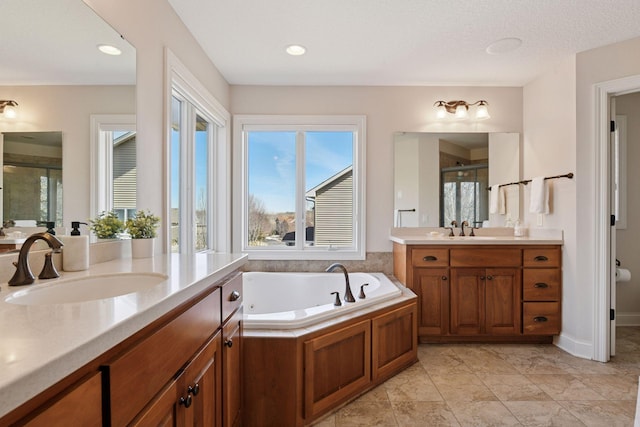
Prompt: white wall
<box><xmin>615</xmin><ymin>92</ymin><xmax>640</xmax><ymax>324</ymax></box>
<box><xmin>83</xmin><ymin>0</ymin><xmax>230</xmax><ymax>249</ymax></box>
<box><xmin>523</xmin><ymin>56</ymin><xmax>580</xmax><ymax>354</ymax></box>
<box><xmin>230</xmin><ymin>86</ymin><xmax>523</xmax><ymax>252</ymax></box>
<box><xmin>0</xmin><ymin>85</ymin><xmax>134</xmax><ymax>225</ymax></box>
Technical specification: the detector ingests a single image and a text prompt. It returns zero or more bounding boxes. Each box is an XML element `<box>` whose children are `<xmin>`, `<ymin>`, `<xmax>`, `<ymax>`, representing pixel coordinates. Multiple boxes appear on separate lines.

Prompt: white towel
<box><xmin>489</xmin><ymin>185</ymin><xmax>506</xmax><ymax>214</ymax></box>
<box><xmin>529</xmin><ymin>177</ymin><xmax>549</xmax><ymax>214</ymax></box>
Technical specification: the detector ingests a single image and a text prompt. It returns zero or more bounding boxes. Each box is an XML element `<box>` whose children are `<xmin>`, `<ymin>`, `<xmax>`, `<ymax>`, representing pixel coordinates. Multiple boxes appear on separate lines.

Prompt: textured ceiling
<box><xmin>168</xmin><ymin>0</ymin><xmax>640</xmax><ymax>86</ymax></box>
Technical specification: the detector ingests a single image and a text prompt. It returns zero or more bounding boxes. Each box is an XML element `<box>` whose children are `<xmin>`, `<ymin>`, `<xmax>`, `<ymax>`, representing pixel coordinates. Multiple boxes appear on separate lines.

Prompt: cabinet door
<box><xmin>372</xmin><ymin>303</ymin><xmax>418</xmax><ymax>381</ymax></box>
<box><xmin>414</xmin><ymin>267</ymin><xmax>449</xmax><ymax>335</ymax></box>
<box><xmin>484</xmin><ymin>268</ymin><xmax>521</xmax><ymax>335</ymax></box>
<box><xmin>304</xmin><ymin>319</ymin><xmax>371</xmax><ymax>419</ymax></box>
<box><xmin>223</xmin><ymin>308</ymin><xmax>242</xmax><ymax>427</ymax></box>
<box><xmin>450</xmin><ymin>268</ymin><xmax>485</xmax><ymax>335</ymax></box>
<box><xmin>130</xmin><ymin>380</ymin><xmax>179</xmax><ymax>427</ymax></box>
<box><xmin>23</xmin><ymin>372</ymin><xmax>102</xmax><ymax>427</ymax></box>
<box><xmin>179</xmin><ymin>332</ymin><xmax>223</xmax><ymax>427</ymax></box>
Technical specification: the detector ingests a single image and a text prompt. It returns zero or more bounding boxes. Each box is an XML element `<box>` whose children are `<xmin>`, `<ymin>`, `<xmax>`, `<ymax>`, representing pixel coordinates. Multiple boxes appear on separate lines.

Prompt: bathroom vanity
<box><xmin>391</xmin><ymin>228</ymin><xmax>563</xmax><ymax>343</ymax></box>
<box><xmin>0</xmin><ymin>252</ymin><xmax>247</xmax><ymax>426</ymax></box>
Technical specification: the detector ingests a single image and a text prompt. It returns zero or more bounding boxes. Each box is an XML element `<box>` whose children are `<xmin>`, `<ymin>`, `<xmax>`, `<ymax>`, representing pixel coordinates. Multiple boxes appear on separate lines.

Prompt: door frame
<box><xmin>593</xmin><ymin>74</ymin><xmax>640</xmax><ymax>362</ymax></box>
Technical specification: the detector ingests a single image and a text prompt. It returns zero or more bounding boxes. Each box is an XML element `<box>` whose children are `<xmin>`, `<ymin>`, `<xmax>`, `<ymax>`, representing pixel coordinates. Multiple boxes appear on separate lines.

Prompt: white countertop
<box><xmin>389</xmin><ymin>227</ymin><xmax>563</xmax><ymax>245</ymax></box>
<box><xmin>0</xmin><ymin>252</ymin><xmax>248</xmax><ymax>418</ymax></box>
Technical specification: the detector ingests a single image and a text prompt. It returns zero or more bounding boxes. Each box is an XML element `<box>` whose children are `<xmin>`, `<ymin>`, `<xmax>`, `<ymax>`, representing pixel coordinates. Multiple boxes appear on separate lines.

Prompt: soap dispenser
<box><xmin>60</xmin><ymin>221</ymin><xmax>89</xmax><ymax>271</ymax></box>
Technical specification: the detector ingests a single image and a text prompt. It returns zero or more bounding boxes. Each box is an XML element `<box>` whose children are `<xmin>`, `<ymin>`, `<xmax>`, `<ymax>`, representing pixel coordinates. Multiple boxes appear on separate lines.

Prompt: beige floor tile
<box><xmin>391</xmin><ymin>401</ymin><xmax>460</xmax><ymax>426</ymax></box>
<box><xmin>573</xmin><ymin>374</ymin><xmax>639</xmax><ymax>400</ymax></box>
<box><xmin>478</xmin><ymin>373</ymin><xmax>552</xmax><ymax>401</ymax></box>
<box><xmin>334</xmin><ymin>401</ymin><xmax>398</xmax><ymax>426</ymax></box>
<box><xmin>503</xmin><ymin>401</ymin><xmax>585</xmax><ymax>426</ymax></box>
<box><xmin>355</xmin><ymin>384</ymin><xmax>389</xmax><ymax>402</ymax></box>
<box><xmin>558</xmin><ymin>400</ymin><xmax>636</xmax><ymax>426</ymax></box>
<box><xmin>525</xmin><ymin>374</ymin><xmax>606</xmax><ymax>401</ymax></box>
<box><xmin>502</xmin><ymin>353</ymin><xmax>575</xmax><ymax>375</ymax></box>
<box><xmin>311</xmin><ymin>414</ymin><xmax>336</xmax><ymax>426</ymax></box>
<box><xmin>430</xmin><ymin>373</ymin><xmax>498</xmax><ymax>402</ymax></box>
<box><xmin>448</xmin><ymin>400</ymin><xmax>521</xmax><ymax>426</ymax></box>
<box><xmin>420</xmin><ymin>354</ymin><xmax>474</xmax><ymax>375</ymax></box>
<box><xmin>384</xmin><ymin>364</ymin><xmax>443</xmax><ymax>402</ymax></box>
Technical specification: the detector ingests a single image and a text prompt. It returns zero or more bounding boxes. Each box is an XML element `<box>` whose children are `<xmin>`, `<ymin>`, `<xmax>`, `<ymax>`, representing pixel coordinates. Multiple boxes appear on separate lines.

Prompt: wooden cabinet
<box><xmin>394</xmin><ymin>243</ymin><xmax>562</xmax><ymax>342</ymax></box>
<box><xmin>372</xmin><ymin>303</ymin><xmax>418</xmax><ymax>381</ymax></box>
<box><xmin>22</xmin><ymin>372</ymin><xmax>102</xmax><ymax>427</ymax></box>
<box><xmin>304</xmin><ymin>319</ymin><xmax>371</xmax><ymax>419</ymax></box>
<box><xmin>222</xmin><ymin>308</ymin><xmax>242</xmax><ymax>427</ymax></box>
<box><xmin>522</xmin><ymin>248</ymin><xmax>562</xmax><ymax>335</ymax></box>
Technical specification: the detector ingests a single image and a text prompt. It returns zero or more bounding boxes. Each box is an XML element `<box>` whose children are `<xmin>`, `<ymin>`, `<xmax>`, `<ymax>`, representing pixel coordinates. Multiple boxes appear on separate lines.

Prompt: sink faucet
<box><xmin>326</xmin><ymin>263</ymin><xmax>356</xmax><ymax>303</ymax></box>
<box><xmin>460</xmin><ymin>220</ymin><xmax>469</xmax><ymax>237</ymax></box>
<box><xmin>8</xmin><ymin>232</ymin><xmax>63</xmax><ymax>286</ymax></box>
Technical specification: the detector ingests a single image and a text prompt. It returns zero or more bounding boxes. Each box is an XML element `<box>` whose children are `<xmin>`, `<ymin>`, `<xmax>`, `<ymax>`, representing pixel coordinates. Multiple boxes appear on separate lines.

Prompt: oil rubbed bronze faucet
<box><xmin>8</xmin><ymin>232</ymin><xmax>63</xmax><ymax>286</ymax></box>
<box><xmin>326</xmin><ymin>263</ymin><xmax>356</xmax><ymax>303</ymax></box>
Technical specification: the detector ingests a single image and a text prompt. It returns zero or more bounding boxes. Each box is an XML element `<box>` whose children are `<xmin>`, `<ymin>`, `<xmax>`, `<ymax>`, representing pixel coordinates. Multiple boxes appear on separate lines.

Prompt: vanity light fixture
<box><xmin>0</xmin><ymin>100</ymin><xmax>18</xmax><ymax>119</ymax></box>
<box><xmin>434</xmin><ymin>100</ymin><xmax>490</xmax><ymax>120</ymax></box>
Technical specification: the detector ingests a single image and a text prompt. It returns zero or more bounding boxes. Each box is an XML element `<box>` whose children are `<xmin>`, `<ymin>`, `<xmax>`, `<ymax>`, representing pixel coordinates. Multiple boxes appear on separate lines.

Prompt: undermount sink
<box><xmin>448</xmin><ymin>236</ymin><xmax>498</xmax><ymax>240</ymax></box>
<box><xmin>4</xmin><ymin>272</ymin><xmax>169</xmax><ymax>305</ymax></box>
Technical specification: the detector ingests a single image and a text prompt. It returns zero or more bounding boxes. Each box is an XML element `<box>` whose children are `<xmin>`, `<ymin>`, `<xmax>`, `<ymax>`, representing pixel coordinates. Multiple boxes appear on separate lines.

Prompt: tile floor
<box><xmin>313</xmin><ymin>327</ymin><xmax>640</xmax><ymax>426</ymax></box>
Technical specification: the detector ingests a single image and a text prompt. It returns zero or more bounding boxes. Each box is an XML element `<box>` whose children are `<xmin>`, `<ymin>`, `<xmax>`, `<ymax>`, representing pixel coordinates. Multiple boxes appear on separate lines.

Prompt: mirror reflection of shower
<box><xmin>440</xmin><ymin>162</ymin><xmax>488</xmax><ymax>227</ymax></box>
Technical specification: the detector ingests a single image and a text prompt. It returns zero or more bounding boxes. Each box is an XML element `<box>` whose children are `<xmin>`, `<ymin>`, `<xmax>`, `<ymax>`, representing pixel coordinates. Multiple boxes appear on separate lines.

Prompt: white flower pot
<box><xmin>131</xmin><ymin>238</ymin><xmax>155</xmax><ymax>259</ymax></box>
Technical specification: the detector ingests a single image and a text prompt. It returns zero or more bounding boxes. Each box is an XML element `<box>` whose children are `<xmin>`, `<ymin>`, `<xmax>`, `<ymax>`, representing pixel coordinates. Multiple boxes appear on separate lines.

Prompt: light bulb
<box><xmin>475</xmin><ymin>102</ymin><xmax>490</xmax><ymax>120</ymax></box>
<box><xmin>454</xmin><ymin>104</ymin><xmax>468</xmax><ymax>119</ymax></box>
<box><xmin>3</xmin><ymin>104</ymin><xmax>17</xmax><ymax>119</ymax></box>
<box><xmin>435</xmin><ymin>104</ymin><xmax>447</xmax><ymax>119</ymax></box>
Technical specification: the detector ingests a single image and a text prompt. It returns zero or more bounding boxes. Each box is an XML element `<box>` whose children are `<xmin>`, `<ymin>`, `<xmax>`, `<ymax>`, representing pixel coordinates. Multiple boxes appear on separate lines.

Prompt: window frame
<box><xmin>165</xmin><ymin>49</ymin><xmax>231</xmax><ymax>254</ymax></box>
<box><xmin>233</xmin><ymin>115</ymin><xmax>366</xmax><ymax>260</ymax></box>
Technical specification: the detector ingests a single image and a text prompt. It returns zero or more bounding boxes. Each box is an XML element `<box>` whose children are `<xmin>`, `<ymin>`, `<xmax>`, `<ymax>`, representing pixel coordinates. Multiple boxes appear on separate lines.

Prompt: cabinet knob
<box><xmin>179</xmin><ymin>394</ymin><xmax>192</xmax><ymax>408</ymax></box>
<box><xmin>423</xmin><ymin>255</ymin><xmax>438</xmax><ymax>261</ymax></box>
<box><xmin>486</xmin><ymin>275</ymin><xmax>493</xmax><ymax>280</ymax></box>
<box><xmin>229</xmin><ymin>290</ymin><xmax>241</xmax><ymax>301</ymax></box>
<box><xmin>188</xmin><ymin>383</ymin><xmax>200</xmax><ymax>396</ymax></box>
<box><xmin>533</xmin><ymin>255</ymin><xmax>549</xmax><ymax>262</ymax></box>
<box><xmin>225</xmin><ymin>339</ymin><xmax>233</xmax><ymax>348</ymax></box>
<box><xmin>480</xmin><ymin>276</ymin><xmax>486</xmax><ymax>280</ymax></box>
<box><xmin>441</xmin><ymin>276</ymin><xmax>448</xmax><ymax>281</ymax></box>
<box><xmin>534</xmin><ymin>282</ymin><xmax>548</xmax><ymax>288</ymax></box>
<box><xmin>533</xmin><ymin>316</ymin><xmax>548</xmax><ymax>322</ymax></box>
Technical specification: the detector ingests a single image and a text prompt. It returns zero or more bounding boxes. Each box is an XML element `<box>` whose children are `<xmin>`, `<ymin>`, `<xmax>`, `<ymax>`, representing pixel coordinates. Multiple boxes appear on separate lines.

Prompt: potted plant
<box><xmin>89</xmin><ymin>211</ymin><xmax>125</xmax><ymax>239</ymax></box>
<box><xmin>126</xmin><ymin>210</ymin><xmax>160</xmax><ymax>258</ymax></box>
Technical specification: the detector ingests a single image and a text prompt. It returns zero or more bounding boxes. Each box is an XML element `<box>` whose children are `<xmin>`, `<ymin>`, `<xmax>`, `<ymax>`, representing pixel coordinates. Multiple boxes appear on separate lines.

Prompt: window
<box><xmin>166</xmin><ymin>49</ymin><xmax>230</xmax><ymax>254</ymax></box>
<box><xmin>234</xmin><ymin>115</ymin><xmax>366</xmax><ymax>260</ymax></box>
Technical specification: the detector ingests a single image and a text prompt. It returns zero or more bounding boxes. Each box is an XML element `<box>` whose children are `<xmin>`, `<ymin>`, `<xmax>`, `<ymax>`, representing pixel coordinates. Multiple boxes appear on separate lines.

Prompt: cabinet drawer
<box><xmin>523</xmin><ymin>269</ymin><xmax>561</xmax><ymax>301</ymax></box>
<box><xmin>523</xmin><ymin>248</ymin><xmax>561</xmax><ymax>267</ymax></box>
<box><xmin>411</xmin><ymin>248</ymin><xmax>449</xmax><ymax>267</ymax></box>
<box><xmin>105</xmin><ymin>287</ymin><xmax>222</xmax><ymax>426</ymax></box>
<box><xmin>523</xmin><ymin>302</ymin><xmax>560</xmax><ymax>335</ymax></box>
<box><xmin>450</xmin><ymin>248</ymin><xmax>521</xmax><ymax>267</ymax></box>
<box><xmin>222</xmin><ymin>273</ymin><xmax>243</xmax><ymax>322</ymax></box>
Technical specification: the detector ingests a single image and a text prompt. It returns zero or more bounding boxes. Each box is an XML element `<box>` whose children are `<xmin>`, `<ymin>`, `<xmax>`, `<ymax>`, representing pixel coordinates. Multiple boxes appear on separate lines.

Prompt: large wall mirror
<box><xmin>0</xmin><ymin>0</ymin><xmax>136</xmax><ymax>230</ymax></box>
<box><xmin>394</xmin><ymin>132</ymin><xmax>520</xmax><ymax>228</ymax></box>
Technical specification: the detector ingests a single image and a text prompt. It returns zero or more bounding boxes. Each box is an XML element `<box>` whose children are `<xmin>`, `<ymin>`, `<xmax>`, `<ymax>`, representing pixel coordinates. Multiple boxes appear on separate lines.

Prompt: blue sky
<box><xmin>248</xmin><ymin>131</ymin><xmax>353</xmax><ymax>213</ymax></box>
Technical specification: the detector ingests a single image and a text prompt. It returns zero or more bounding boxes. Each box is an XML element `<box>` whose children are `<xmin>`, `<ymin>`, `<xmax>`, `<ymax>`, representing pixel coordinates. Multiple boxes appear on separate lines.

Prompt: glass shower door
<box><xmin>441</xmin><ymin>165</ymin><xmax>488</xmax><ymax>227</ymax></box>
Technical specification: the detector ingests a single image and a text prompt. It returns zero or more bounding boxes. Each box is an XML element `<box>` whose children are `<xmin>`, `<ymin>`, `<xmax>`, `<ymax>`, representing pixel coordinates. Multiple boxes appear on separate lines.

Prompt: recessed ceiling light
<box><xmin>286</xmin><ymin>44</ymin><xmax>306</xmax><ymax>56</ymax></box>
<box><xmin>486</xmin><ymin>38</ymin><xmax>522</xmax><ymax>55</ymax></box>
<box><xmin>97</xmin><ymin>44</ymin><xmax>122</xmax><ymax>56</ymax></box>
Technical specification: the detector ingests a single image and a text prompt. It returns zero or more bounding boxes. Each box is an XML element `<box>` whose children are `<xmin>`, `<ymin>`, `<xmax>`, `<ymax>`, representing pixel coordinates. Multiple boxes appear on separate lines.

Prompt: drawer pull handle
<box><xmin>423</xmin><ymin>255</ymin><xmax>438</xmax><ymax>261</ymax></box>
<box><xmin>229</xmin><ymin>290</ymin><xmax>241</xmax><ymax>301</ymax></box>
<box><xmin>188</xmin><ymin>383</ymin><xmax>200</xmax><ymax>396</ymax></box>
<box><xmin>533</xmin><ymin>316</ymin><xmax>548</xmax><ymax>322</ymax></box>
<box><xmin>225</xmin><ymin>339</ymin><xmax>233</xmax><ymax>348</ymax></box>
<box><xmin>442</xmin><ymin>276</ymin><xmax>448</xmax><ymax>281</ymax></box>
<box><xmin>179</xmin><ymin>394</ymin><xmax>192</xmax><ymax>408</ymax></box>
<box><xmin>534</xmin><ymin>255</ymin><xmax>549</xmax><ymax>262</ymax></box>
<box><xmin>534</xmin><ymin>282</ymin><xmax>548</xmax><ymax>288</ymax></box>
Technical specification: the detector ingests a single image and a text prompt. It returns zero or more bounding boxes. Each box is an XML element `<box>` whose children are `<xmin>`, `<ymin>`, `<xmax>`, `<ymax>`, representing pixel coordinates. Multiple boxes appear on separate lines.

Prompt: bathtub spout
<box><xmin>326</xmin><ymin>263</ymin><xmax>356</xmax><ymax>303</ymax></box>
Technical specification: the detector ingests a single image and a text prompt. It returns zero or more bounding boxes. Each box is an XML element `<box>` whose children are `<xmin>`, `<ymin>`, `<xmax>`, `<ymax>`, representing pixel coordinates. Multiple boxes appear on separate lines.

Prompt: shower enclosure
<box><xmin>440</xmin><ymin>164</ymin><xmax>488</xmax><ymax>228</ymax></box>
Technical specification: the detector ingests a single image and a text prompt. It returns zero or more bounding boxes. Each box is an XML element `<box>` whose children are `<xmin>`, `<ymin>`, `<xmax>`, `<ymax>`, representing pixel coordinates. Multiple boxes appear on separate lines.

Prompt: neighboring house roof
<box><xmin>305</xmin><ymin>166</ymin><xmax>353</xmax><ymax>199</ymax></box>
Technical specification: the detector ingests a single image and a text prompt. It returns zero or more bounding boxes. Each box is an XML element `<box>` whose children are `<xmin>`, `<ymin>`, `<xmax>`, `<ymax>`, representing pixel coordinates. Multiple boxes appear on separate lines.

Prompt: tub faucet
<box><xmin>326</xmin><ymin>263</ymin><xmax>356</xmax><ymax>303</ymax></box>
<box><xmin>8</xmin><ymin>232</ymin><xmax>63</xmax><ymax>286</ymax></box>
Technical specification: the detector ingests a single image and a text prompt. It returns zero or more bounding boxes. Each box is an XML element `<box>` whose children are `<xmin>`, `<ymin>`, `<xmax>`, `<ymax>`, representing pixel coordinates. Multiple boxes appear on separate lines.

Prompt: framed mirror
<box><xmin>0</xmin><ymin>0</ymin><xmax>136</xmax><ymax>230</ymax></box>
<box><xmin>394</xmin><ymin>132</ymin><xmax>520</xmax><ymax>228</ymax></box>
